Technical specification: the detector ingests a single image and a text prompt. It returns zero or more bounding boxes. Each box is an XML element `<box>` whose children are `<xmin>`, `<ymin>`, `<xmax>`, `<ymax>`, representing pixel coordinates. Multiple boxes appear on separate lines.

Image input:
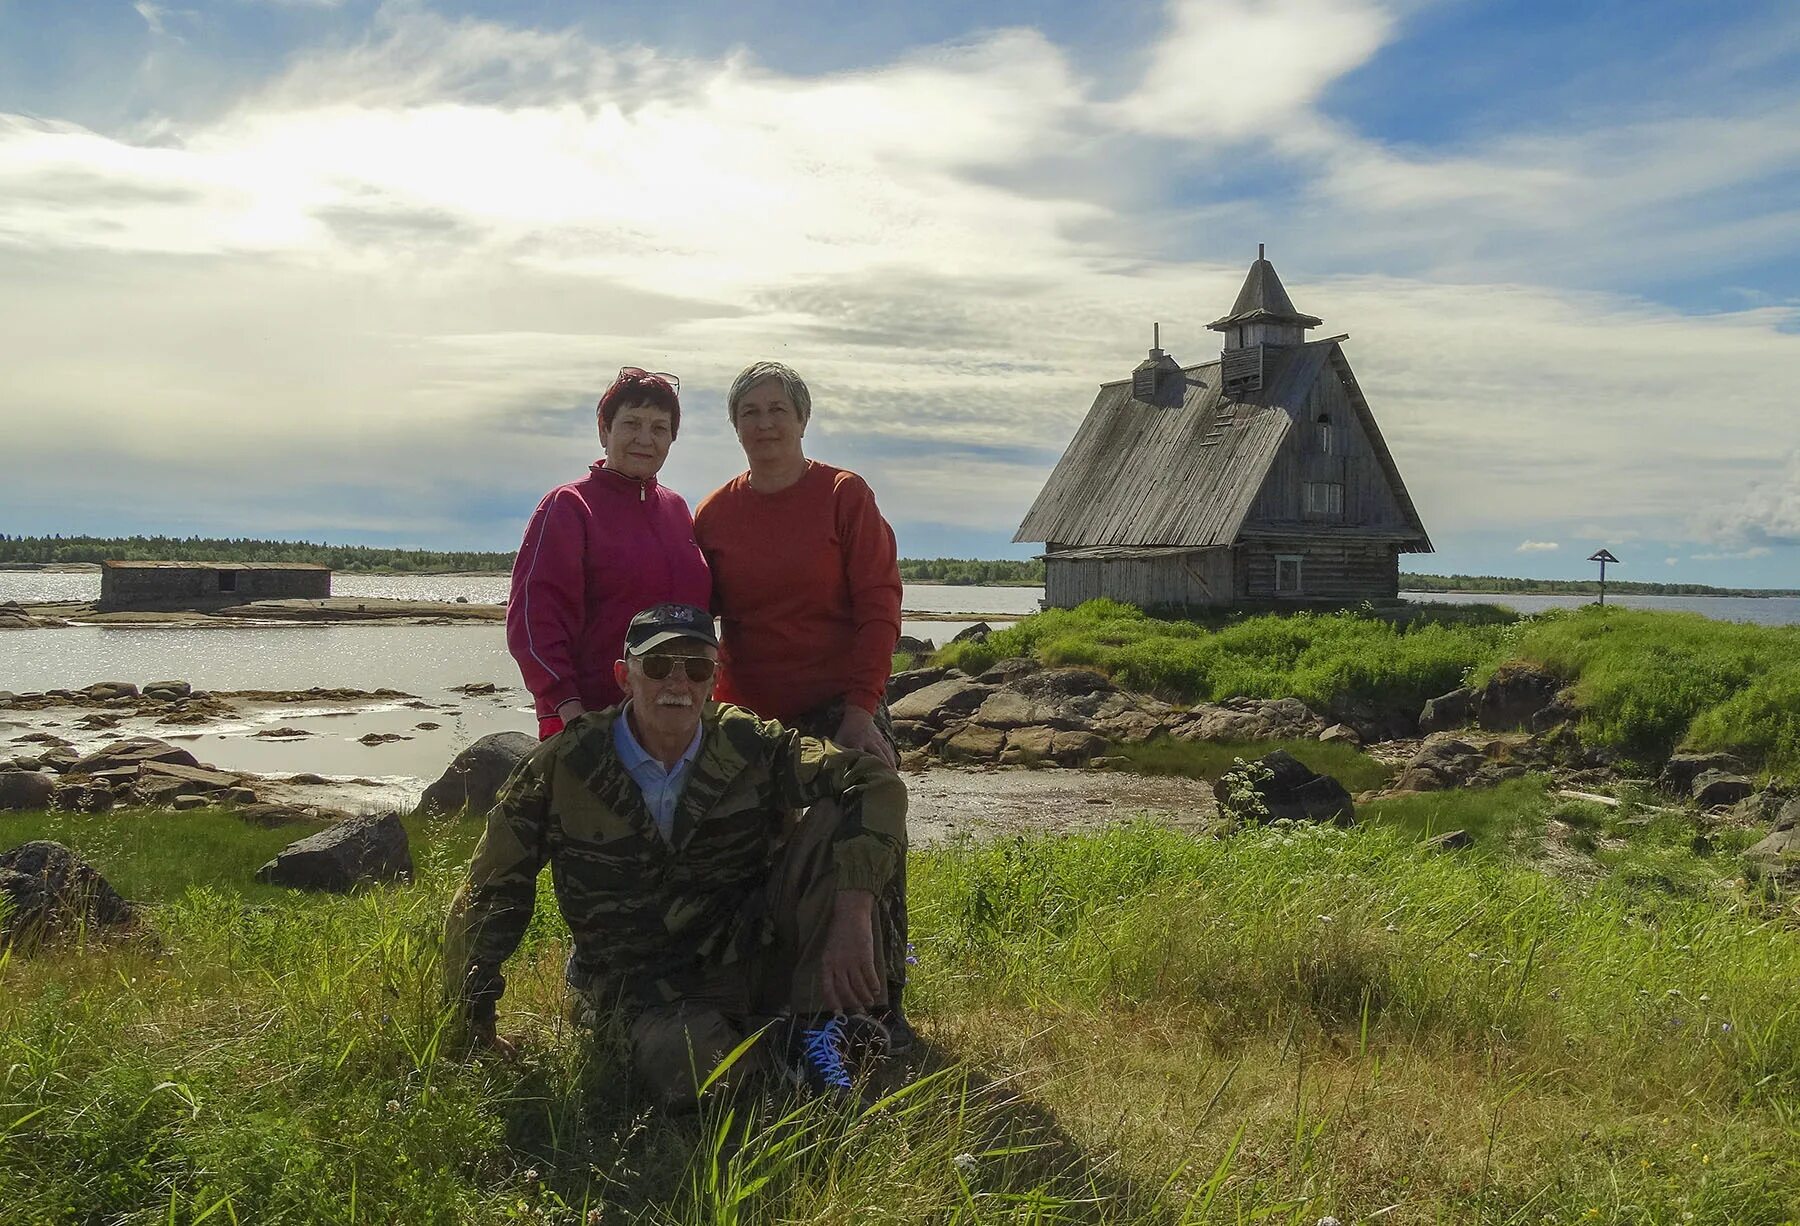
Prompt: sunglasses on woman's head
<box><xmin>618</xmin><ymin>366</ymin><xmax>680</xmax><ymax>394</ymax></box>
<box><xmin>632</xmin><ymin>653</ymin><xmax>716</xmax><ymax>682</ymax></box>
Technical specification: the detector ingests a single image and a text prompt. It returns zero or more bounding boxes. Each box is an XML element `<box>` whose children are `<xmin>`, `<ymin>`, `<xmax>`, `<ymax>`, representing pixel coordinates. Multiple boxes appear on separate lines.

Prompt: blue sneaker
<box><xmin>785</xmin><ymin>1014</ymin><xmax>855</xmax><ymax>1099</ymax></box>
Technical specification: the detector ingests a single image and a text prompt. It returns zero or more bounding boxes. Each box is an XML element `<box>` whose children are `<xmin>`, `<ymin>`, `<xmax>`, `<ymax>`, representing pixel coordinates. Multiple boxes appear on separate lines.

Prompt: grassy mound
<box><xmin>4</xmin><ymin>795</ymin><xmax>1798</xmax><ymax>1223</ymax></box>
<box><xmin>942</xmin><ymin>602</ymin><xmax>1800</xmax><ymax>777</ymax></box>
<box><xmin>937</xmin><ymin>600</ymin><xmax>1516</xmax><ymax>719</ymax></box>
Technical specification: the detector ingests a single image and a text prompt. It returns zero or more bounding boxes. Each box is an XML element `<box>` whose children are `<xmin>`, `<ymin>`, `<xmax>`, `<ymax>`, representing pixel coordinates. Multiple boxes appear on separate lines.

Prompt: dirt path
<box><xmin>902</xmin><ymin>764</ymin><xmax>1220</xmax><ymax>845</ymax></box>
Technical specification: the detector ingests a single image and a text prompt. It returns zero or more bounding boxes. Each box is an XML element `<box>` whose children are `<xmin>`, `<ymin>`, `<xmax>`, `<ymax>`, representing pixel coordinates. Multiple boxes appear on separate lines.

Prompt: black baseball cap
<box><xmin>624</xmin><ymin>602</ymin><xmax>719</xmax><ymax>657</ymax></box>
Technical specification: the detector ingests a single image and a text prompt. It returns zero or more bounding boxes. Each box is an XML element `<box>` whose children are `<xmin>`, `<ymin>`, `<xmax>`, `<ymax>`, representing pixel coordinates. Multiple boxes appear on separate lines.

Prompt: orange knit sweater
<box><xmin>694</xmin><ymin>461</ymin><xmax>902</xmax><ymax>721</ymax></box>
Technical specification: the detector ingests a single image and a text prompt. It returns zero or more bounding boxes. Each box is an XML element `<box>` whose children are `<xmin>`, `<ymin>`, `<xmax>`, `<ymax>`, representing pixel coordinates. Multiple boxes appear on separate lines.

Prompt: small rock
<box><xmin>1691</xmin><ymin>771</ymin><xmax>1754</xmax><ymax>809</ymax></box>
<box><xmin>256</xmin><ymin>813</ymin><xmax>413</xmax><ymax>891</ymax></box>
<box><xmin>449</xmin><ymin>682</ymin><xmax>500</xmax><ymax>696</ymax></box>
<box><xmin>37</xmin><ymin>747</ymin><xmax>81</xmax><ymax>774</ymax></box>
<box><xmin>358</xmin><ymin>732</ymin><xmax>408</xmax><ymax>746</ymax></box>
<box><xmin>894</xmin><ymin>634</ymin><xmax>935</xmax><ymax>657</ymax></box>
<box><xmin>934</xmin><ymin>723</ymin><xmax>1007</xmax><ymax>763</ymax></box>
<box><xmin>888</xmin><ymin>678</ymin><xmax>996</xmax><ymax>725</ymax></box>
<box><xmin>224</xmin><ymin>787</ymin><xmax>260</xmax><ymax>804</ymax></box>
<box><xmin>1476</xmin><ymin>664</ymin><xmax>1562</xmax><ymax>732</ymax></box>
<box><xmin>1318</xmin><ymin>723</ymin><xmax>1362</xmax><ymax>747</ymax></box>
<box><xmin>1417</xmin><ymin>687</ymin><xmax>1475</xmax><ymax>735</ymax></box>
<box><xmin>171</xmin><ymin>795</ymin><xmax>210</xmax><ymax>810</ymax></box>
<box><xmin>1660</xmin><ymin>752</ymin><xmax>1748</xmax><ymax>797</ymax></box>
<box><xmin>83</xmin><ymin>681</ymin><xmax>140</xmax><ymax>702</ymax></box>
<box><xmin>419</xmin><ymin>732</ymin><xmax>537</xmax><ymax>815</ymax></box>
<box><xmin>1425</xmin><ymin>829</ymin><xmax>1473</xmax><ymax>852</ymax></box>
<box><xmin>415</xmin><ymin>722</ymin><xmax>441</xmax><ymax>731</ymax></box>
<box><xmin>235</xmin><ymin>802</ymin><xmax>312</xmax><ymax>827</ymax></box>
<box><xmin>253</xmin><ymin>727</ymin><xmax>314</xmax><ymax>739</ymax></box>
<box><xmin>52</xmin><ymin>783</ymin><xmax>114</xmax><ymax>813</ymax></box>
<box><xmin>1215</xmin><ymin>750</ymin><xmax>1354</xmax><ymax>826</ymax></box>
<box><xmin>0</xmin><ymin>841</ymin><xmax>137</xmax><ymax>951</ymax></box>
<box><xmin>142</xmin><ymin>680</ymin><xmax>193</xmax><ymax>700</ymax></box>
<box><xmin>1744</xmin><ymin>826</ymin><xmax>1800</xmax><ymax>888</ymax></box>
<box><xmin>1049</xmin><ymin>729</ymin><xmax>1109</xmax><ymax>766</ymax></box>
<box><xmin>0</xmin><ymin>770</ymin><xmax>56</xmax><ymax>811</ymax></box>
<box><xmin>949</xmin><ymin>622</ymin><xmax>992</xmax><ymax>644</ymax></box>
<box><xmin>68</xmin><ymin>736</ymin><xmax>200</xmax><ymax>777</ymax></box>
<box><xmin>975</xmin><ymin>658</ymin><xmax>1042</xmax><ymax>686</ymax></box>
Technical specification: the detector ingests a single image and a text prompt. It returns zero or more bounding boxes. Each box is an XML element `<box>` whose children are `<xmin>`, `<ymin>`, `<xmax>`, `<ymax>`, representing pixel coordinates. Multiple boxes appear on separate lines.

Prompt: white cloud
<box><xmin>0</xmin><ymin>0</ymin><xmax>1796</xmax><ymax>563</ymax></box>
<box><xmin>1516</xmin><ymin>540</ymin><xmax>1560</xmax><ymax>553</ymax></box>
<box><xmin>1694</xmin><ymin>452</ymin><xmax>1800</xmax><ymax>548</ymax></box>
<box><xmin>1108</xmin><ymin>0</ymin><xmax>1396</xmax><ymax>139</ymax></box>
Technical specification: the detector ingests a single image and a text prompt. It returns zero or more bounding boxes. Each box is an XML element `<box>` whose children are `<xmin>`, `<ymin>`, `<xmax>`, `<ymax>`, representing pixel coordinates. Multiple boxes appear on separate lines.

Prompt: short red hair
<box><xmin>598</xmin><ymin>369</ymin><xmax>681</xmax><ymax>437</ymax></box>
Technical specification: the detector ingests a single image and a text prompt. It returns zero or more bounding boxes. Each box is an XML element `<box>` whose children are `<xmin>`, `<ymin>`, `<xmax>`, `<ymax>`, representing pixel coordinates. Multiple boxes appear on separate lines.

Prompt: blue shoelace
<box><xmin>800</xmin><ymin>1016</ymin><xmax>852</xmax><ymax>1090</ymax></box>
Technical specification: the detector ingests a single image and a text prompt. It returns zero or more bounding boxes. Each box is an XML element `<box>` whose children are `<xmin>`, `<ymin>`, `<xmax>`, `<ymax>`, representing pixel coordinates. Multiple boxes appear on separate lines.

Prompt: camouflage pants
<box><xmin>568</xmin><ymin>790</ymin><xmax>896</xmax><ymax>1106</ymax></box>
<box><xmin>791</xmin><ymin>696</ymin><xmax>909</xmax><ymax>998</ymax></box>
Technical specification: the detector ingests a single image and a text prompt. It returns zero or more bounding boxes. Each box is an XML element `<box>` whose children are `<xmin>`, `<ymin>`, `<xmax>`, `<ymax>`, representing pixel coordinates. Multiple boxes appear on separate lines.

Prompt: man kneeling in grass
<box><xmin>443</xmin><ymin>602</ymin><xmax>909</xmax><ymax>1105</ymax></box>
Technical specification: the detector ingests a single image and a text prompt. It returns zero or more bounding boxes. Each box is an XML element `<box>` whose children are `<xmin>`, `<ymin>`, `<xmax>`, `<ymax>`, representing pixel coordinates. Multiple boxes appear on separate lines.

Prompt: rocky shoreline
<box><xmin>5</xmin><ymin>654</ymin><xmax>1797</xmax><ymax>894</ymax></box>
<box><xmin>3</xmin><ymin>597</ymin><xmax>506</xmax><ymax>629</ymax></box>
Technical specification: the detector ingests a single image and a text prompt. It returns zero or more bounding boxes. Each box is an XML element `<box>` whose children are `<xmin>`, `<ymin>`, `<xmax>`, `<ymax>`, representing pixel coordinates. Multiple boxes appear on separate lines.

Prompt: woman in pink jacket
<box><xmin>506</xmin><ymin>368</ymin><xmax>712</xmax><ymax>739</ymax></box>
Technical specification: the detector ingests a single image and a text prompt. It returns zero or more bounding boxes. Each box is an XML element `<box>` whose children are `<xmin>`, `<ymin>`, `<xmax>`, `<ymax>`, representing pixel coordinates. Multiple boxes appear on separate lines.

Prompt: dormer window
<box><xmin>1316</xmin><ymin>413</ymin><xmax>1333</xmax><ymax>454</ymax></box>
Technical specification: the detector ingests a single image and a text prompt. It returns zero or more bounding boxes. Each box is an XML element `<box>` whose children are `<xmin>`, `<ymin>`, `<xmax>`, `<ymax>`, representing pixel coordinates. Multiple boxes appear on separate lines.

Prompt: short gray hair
<box><xmin>726</xmin><ymin>361</ymin><xmax>811</xmax><ymax>427</ymax></box>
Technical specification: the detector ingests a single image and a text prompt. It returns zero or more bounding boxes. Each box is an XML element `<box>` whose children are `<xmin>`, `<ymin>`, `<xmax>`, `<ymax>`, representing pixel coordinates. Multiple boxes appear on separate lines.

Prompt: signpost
<box><xmin>1588</xmin><ymin>548</ymin><xmax>1620</xmax><ymax>606</ymax></box>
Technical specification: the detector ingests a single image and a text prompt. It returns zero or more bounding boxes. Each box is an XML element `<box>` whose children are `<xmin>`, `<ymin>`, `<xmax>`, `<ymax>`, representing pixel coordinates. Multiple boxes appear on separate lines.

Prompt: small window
<box><xmin>1316</xmin><ymin>413</ymin><xmax>1333</xmax><ymax>454</ymax></box>
<box><xmin>1304</xmin><ymin>482</ymin><xmax>1344</xmax><ymax>515</ymax></box>
<box><xmin>1275</xmin><ymin>555</ymin><xmax>1303</xmax><ymax>594</ymax></box>
<box><xmin>217</xmin><ymin>570</ymin><xmax>238</xmax><ymax>593</ymax></box>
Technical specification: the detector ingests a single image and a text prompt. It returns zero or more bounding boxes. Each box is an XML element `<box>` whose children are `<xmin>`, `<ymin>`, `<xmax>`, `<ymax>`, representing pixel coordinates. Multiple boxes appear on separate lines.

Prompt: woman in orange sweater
<box><xmin>693</xmin><ymin>359</ymin><xmax>911</xmax><ymax>1046</ymax></box>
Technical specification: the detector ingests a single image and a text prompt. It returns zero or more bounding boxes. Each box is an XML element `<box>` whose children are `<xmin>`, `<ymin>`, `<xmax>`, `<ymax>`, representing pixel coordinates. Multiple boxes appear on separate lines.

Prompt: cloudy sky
<box><xmin>2</xmin><ymin>0</ymin><xmax>1797</xmax><ymax>585</ymax></box>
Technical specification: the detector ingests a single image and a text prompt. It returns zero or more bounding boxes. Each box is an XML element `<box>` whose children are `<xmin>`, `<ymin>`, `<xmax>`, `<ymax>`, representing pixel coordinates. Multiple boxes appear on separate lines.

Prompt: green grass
<box><xmin>935</xmin><ymin>599</ymin><xmax>1516</xmax><ymax>721</ymax></box>
<box><xmin>1108</xmin><ymin>737</ymin><xmax>1394</xmax><ymax>794</ymax></box>
<box><xmin>1495</xmin><ymin>607</ymin><xmax>1800</xmax><ymax>774</ymax></box>
<box><xmin>4</xmin><ymin>800</ymin><xmax>1799</xmax><ymax>1223</ymax></box>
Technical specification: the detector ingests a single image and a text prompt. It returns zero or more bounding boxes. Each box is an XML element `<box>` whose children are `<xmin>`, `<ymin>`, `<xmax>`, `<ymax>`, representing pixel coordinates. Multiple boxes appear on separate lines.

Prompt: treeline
<box><xmin>0</xmin><ymin>536</ymin><xmax>1052</xmax><ymax>584</ymax></box>
<box><xmin>1401</xmin><ymin>572</ymin><xmax>1798</xmax><ymax>598</ymax></box>
<box><xmin>0</xmin><ymin>535</ymin><xmax>514</xmax><ymax>574</ymax></box>
<box><xmin>898</xmin><ymin>557</ymin><xmax>1045</xmax><ymax>586</ymax></box>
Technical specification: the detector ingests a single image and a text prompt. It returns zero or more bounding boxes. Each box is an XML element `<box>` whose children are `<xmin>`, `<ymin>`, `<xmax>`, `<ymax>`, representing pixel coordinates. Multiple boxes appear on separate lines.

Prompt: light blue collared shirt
<box><xmin>613</xmin><ymin>704</ymin><xmax>703</xmax><ymax>842</ymax></box>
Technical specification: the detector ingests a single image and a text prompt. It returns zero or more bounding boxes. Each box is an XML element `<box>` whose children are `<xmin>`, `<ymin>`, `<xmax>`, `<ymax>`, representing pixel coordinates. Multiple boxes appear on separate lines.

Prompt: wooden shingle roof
<box><xmin>1014</xmin><ymin>339</ymin><xmax>1430</xmax><ymax>551</ymax></box>
<box><xmin>1208</xmin><ymin>257</ymin><xmax>1322</xmax><ymax>330</ymax></box>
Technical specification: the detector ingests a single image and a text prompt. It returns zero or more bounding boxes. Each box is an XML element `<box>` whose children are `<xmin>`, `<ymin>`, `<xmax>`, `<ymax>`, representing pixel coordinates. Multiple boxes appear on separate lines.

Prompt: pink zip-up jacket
<box><xmin>506</xmin><ymin>461</ymin><xmax>712</xmax><ymax>719</ymax></box>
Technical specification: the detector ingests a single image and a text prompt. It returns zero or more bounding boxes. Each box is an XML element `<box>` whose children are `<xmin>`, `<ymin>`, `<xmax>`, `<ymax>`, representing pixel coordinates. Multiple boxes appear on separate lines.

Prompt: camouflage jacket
<box><xmin>443</xmin><ymin>703</ymin><xmax>907</xmax><ymax>1019</ymax></box>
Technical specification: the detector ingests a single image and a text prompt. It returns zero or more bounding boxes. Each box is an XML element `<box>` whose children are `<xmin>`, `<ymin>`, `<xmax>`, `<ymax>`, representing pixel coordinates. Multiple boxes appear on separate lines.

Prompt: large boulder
<box><xmin>1659</xmin><ymin>752</ymin><xmax>1748</xmax><ymax>797</ymax></box>
<box><xmin>1417</xmin><ymin>687</ymin><xmax>1475</xmax><ymax>735</ymax></box>
<box><xmin>142</xmin><ymin>680</ymin><xmax>193</xmax><ymax>701</ymax></box>
<box><xmin>83</xmin><ymin>681</ymin><xmax>140</xmax><ymax>702</ymax></box>
<box><xmin>67</xmin><ymin>737</ymin><xmax>200</xmax><ymax>777</ymax></box>
<box><xmin>1476</xmin><ymin>665</ymin><xmax>1563</xmax><ymax>732</ymax></box>
<box><xmin>255</xmin><ymin>813</ymin><xmax>413</xmax><ymax>891</ymax></box>
<box><xmin>1173</xmin><ymin>697</ymin><xmax>1326</xmax><ymax>743</ymax></box>
<box><xmin>0</xmin><ymin>770</ymin><xmax>56</xmax><ymax>811</ymax></box>
<box><xmin>1214</xmin><ymin>750</ymin><xmax>1353</xmax><ymax>826</ymax></box>
<box><xmin>0</xmin><ymin>841</ymin><xmax>137</xmax><ymax>950</ymax></box>
<box><xmin>419</xmin><ymin>732</ymin><xmax>537</xmax><ymax>815</ymax></box>
<box><xmin>887</xmin><ymin>677</ymin><xmax>996</xmax><ymax>726</ymax></box>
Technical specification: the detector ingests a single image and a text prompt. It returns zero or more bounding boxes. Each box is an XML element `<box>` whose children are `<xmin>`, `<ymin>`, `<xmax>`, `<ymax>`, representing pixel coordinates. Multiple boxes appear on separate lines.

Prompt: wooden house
<box><xmin>1015</xmin><ymin>248</ymin><xmax>1432</xmax><ymax>610</ymax></box>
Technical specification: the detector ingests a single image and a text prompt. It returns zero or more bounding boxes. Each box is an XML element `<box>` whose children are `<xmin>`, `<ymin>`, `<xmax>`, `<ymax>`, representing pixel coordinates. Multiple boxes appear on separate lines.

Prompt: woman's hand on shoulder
<box><xmin>834</xmin><ymin>705</ymin><xmax>897</xmax><ymax>768</ymax></box>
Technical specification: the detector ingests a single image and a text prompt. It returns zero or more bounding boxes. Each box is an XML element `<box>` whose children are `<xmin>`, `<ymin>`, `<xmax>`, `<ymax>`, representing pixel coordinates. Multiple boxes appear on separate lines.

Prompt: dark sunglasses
<box><xmin>618</xmin><ymin>366</ymin><xmax>680</xmax><ymax>394</ymax></box>
<box><xmin>632</xmin><ymin>654</ymin><xmax>716</xmax><ymax>682</ymax></box>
